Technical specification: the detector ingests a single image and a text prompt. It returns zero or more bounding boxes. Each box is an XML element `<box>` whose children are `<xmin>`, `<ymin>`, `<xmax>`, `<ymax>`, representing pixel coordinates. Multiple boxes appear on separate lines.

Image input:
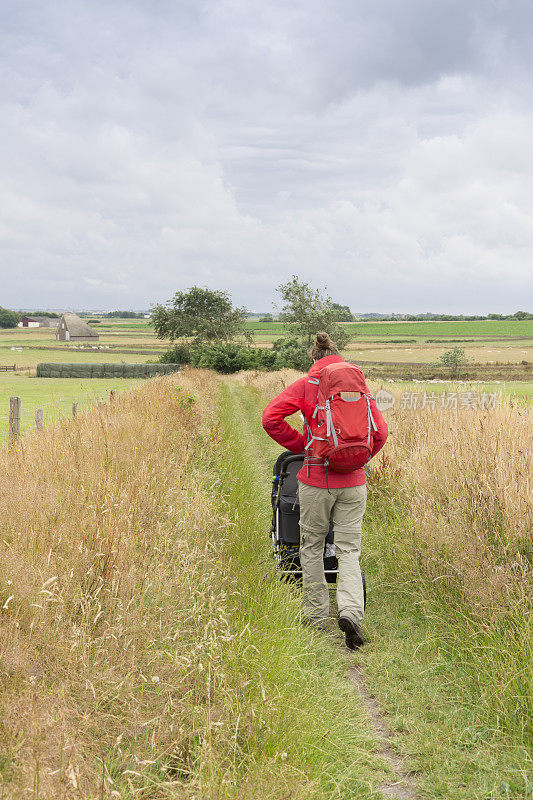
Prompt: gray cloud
<box><xmin>0</xmin><ymin>0</ymin><xmax>532</xmax><ymax>312</ymax></box>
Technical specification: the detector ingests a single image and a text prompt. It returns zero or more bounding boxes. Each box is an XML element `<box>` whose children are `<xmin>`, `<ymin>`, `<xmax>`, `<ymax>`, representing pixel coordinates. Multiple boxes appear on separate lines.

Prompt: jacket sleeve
<box><xmin>262</xmin><ymin>378</ymin><xmax>306</xmax><ymax>454</ymax></box>
<box><xmin>369</xmin><ymin>398</ymin><xmax>388</xmax><ymax>458</ymax></box>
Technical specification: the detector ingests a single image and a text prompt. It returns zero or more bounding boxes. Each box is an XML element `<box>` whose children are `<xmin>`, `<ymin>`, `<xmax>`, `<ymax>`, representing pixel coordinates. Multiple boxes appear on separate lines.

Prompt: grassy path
<box><xmin>217</xmin><ymin>381</ymin><xmax>416</xmax><ymax>799</ymax></box>
<box><xmin>220</xmin><ymin>379</ymin><xmax>532</xmax><ymax>800</ymax></box>
<box><xmin>219</xmin><ymin>381</ymin><xmax>421</xmax><ymax>799</ymax></box>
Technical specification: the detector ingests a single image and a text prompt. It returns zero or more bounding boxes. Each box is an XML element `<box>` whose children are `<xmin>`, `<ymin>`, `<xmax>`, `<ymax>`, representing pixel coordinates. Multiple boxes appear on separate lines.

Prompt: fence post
<box><xmin>72</xmin><ymin>402</ymin><xmax>78</xmax><ymax>417</ymax></box>
<box><xmin>110</xmin><ymin>390</ymin><xmax>115</xmax><ymax>402</ymax></box>
<box><xmin>35</xmin><ymin>408</ymin><xmax>44</xmax><ymax>431</ymax></box>
<box><xmin>8</xmin><ymin>396</ymin><xmax>21</xmax><ymax>449</ymax></box>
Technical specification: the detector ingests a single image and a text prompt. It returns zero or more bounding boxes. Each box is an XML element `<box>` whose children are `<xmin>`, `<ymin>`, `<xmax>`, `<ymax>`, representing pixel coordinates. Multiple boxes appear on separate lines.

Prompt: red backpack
<box><xmin>304</xmin><ymin>362</ymin><xmax>378</xmax><ymax>473</ymax></box>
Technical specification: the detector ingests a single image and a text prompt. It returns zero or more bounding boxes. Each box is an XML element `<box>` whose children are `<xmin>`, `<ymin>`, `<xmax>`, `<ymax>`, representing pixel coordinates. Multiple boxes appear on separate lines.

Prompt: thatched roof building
<box><xmin>56</xmin><ymin>313</ymin><xmax>99</xmax><ymax>342</ymax></box>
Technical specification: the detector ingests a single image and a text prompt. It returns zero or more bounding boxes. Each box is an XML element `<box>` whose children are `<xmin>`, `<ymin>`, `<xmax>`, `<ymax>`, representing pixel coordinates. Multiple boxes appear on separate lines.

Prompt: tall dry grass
<box><xmin>0</xmin><ymin>374</ymin><xmax>229</xmax><ymax>797</ymax></box>
<box><xmin>378</xmin><ymin>394</ymin><xmax>532</xmax><ymax>612</ymax></box>
<box><xmin>229</xmin><ymin>368</ymin><xmax>303</xmax><ymax>394</ymax></box>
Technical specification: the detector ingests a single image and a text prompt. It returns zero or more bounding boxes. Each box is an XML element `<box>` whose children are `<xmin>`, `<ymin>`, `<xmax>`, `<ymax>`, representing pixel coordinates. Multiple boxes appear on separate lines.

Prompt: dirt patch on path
<box><xmin>345</xmin><ymin>661</ymin><xmax>421</xmax><ymax>799</ymax></box>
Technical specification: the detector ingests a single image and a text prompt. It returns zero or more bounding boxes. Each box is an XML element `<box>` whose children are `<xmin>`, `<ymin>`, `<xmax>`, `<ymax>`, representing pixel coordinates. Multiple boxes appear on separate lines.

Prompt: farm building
<box><xmin>56</xmin><ymin>313</ymin><xmax>99</xmax><ymax>342</ymax></box>
<box><xmin>18</xmin><ymin>316</ymin><xmax>57</xmax><ymax>328</ymax></box>
<box><xmin>18</xmin><ymin>316</ymin><xmax>40</xmax><ymax>328</ymax></box>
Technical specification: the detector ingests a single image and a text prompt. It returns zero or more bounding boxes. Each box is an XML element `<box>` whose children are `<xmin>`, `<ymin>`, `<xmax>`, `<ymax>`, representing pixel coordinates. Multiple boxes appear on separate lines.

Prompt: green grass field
<box><xmin>245</xmin><ymin>319</ymin><xmax>533</xmax><ymax>337</ymax></box>
<box><xmin>0</xmin><ymin>348</ymin><xmax>163</xmax><ymax>368</ymax></box>
<box><xmin>0</xmin><ymin>376</ymin><xmax>141</xmax><ymax>408</ymax></box>
<box><xmin>0</xmin><ymin>376</ymin><xmax>142</xmax><ymax>438</ymax></box>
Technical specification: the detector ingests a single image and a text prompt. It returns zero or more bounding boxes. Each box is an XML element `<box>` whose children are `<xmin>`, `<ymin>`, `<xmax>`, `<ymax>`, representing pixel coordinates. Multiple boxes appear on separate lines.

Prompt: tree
<box><xmin>331</xmin><ymin>303</ymin><xmax>354</xmax><ymax>322</ymax></box>
<box><xmin>151</xmin><ymin>287</ymin><xmax>247</xmax><ymax>344</ymax></box>
<box><xmin>0</xmin><ymin>307</ymin><xmax>20</xmax><ymax>328</ymax></box>
<box><xmin>27</xmin><ymin>311</ymin><xmax>60</xmax><ymax>318</ymax></box>
<box><xmin>432</xmin><ymin>346</ymin><xmax>471</xmax><ymax>378</ymax></box>
<box><xmin>277</xmin><ymin>276</ymin><xmax>350</xmax><ymax>350</ymax></box>
<box><xmin>259</xmin><ymin>313</ymin><xmax>273</xmax><ymax>322</ymax></box>
<box><xmin>106</xmin><ymin>310</ymin><xmax>144</xmax><ymax>319</ymax></box>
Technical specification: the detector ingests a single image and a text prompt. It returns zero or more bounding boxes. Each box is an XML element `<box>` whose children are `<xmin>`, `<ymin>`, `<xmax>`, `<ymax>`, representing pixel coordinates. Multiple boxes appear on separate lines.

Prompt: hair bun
<box><xmin>315</xmin><ymin>332</ymin><xmax>331</xmax><ymax>348</ymax></box>
<box><xmin>310</xmin><ymin>331</ymin><xmax>339</xmax><ymax>360</ymax></box>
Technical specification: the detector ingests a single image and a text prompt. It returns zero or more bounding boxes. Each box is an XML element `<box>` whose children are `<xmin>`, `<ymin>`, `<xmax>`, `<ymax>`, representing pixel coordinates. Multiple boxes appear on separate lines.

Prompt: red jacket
<box><xmin>262</xmin><ymin>355</ymin><xmax>388</xmax><ymax>488</ymax></box>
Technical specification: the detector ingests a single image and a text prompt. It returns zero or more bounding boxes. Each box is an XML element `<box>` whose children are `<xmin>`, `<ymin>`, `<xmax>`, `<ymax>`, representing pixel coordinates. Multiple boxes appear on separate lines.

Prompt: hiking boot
<box><xmin>338</xmin><ymin>616</ymin><xmax>364</xmax><ymax>649</ymax></box>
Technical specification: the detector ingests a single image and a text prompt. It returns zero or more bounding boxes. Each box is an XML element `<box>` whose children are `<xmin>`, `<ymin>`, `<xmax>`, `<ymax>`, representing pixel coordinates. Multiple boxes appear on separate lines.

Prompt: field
<box><xmin>0</xmin><ymin>323</ymin><xmax>162</xmax><ymax>437</ymax></box>
<box><xmin>247</xmin><ymin>320</ymin><xmax>533</xmax><ymax>367</ymax></box>
<box><xmin>0</xmin><ymin>377</ymin><xmax>142</xmax><ymax>438</ymax></box>
<box><xmin>0</xmin><ymin>318</ymin><xmax>530</xmax><ymax>443</ymax></box>
<box><xmin>0</xmin><ymin>369</ymin><xmax>530</xmax><ymax>799</ymax></box>
<box><xmin>245</xmin><ymin>318</ymin><xmax>533</xmax><ymax>338</ymax></box>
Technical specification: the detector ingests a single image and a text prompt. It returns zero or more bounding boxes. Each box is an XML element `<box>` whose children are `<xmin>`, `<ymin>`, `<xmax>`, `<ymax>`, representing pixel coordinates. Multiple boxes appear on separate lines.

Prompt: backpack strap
<box><xmin>365</xmin><ymin>395</ymin><xmax>378</xmax><ymax>447</ymax></box>
<box><xmin>325</xmin><ymin>398</ymin><xmax>338</xmax><ymax>446</ymax></box>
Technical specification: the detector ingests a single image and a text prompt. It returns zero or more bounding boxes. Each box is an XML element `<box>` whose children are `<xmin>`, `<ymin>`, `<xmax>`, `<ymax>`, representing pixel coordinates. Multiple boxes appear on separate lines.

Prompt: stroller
<box><xmin>270</xmin><ymin>451</ymin><xmax>366</xmax><ymax>601</ymax></box>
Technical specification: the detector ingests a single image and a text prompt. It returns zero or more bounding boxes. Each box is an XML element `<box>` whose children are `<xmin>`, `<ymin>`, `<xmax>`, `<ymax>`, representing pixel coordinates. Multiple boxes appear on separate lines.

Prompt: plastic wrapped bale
<box><xmin>72</xmin><ymin>364</ymin><xmax>88</xmax><ymax>378</ymax></box>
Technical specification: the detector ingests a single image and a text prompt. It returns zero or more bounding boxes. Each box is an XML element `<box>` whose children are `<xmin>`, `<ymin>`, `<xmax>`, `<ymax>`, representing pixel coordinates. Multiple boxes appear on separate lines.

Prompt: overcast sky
<box><xmin>1</xmin><ymin>0</ymin><xmax>532</xmax><ymax>313</ymax></box>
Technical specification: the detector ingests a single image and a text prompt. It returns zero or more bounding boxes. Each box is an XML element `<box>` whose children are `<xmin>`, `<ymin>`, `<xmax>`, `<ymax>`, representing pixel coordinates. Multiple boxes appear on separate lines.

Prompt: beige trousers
<box><xmin>298</xmin><ymin>481</ymin><xmax>367</xmax><ymax>626</ymax></box>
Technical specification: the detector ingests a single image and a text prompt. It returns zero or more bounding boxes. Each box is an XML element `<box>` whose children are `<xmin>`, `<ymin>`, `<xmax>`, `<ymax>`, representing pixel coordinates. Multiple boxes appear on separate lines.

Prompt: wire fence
<box><xmin>0</xmin><ymin>385</ymin><xmax>135</xmax><ymax>446</ymax></box>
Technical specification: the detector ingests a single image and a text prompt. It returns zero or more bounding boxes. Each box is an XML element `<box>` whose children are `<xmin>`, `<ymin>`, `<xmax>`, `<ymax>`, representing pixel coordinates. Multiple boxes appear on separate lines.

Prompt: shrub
<box><xmin>159</xmin><ymin>343</ymin><xmax>192</xmax><ymax>364</ymax></box>
<box><xmin>160</xmin><ymin>339</ymin><xmax>312</xmax><ymax>373</ymax></box>
<box><xmin>430</xmin><ymin>346</ymin><xmax>472</xmax><ymax>378</ymax></box>
<box><xmin>191</xmin><ymin>342</ymin><xmax>279</xmax><ymax>373</ymax></box>
<box><xmin>272</xmin><ymin>336</ymin><xmax>312</xmax><ymax>371</ymax></box>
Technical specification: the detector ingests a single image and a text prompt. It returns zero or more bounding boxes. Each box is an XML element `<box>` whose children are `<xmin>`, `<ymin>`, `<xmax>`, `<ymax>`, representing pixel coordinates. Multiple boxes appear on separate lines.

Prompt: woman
<box><xmin>262</xmin><ymin>332</ymin><xmax>388</xmax><ymax>649</ymax></box>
